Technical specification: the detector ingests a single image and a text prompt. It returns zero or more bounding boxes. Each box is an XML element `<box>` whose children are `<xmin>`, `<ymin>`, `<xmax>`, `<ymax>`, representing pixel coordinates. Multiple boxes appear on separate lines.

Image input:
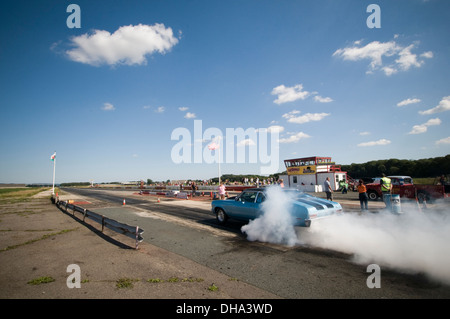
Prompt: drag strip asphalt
<box><xmin>59</xmin><ymin>187</ymin><xmax>450</xmax><ymax>299</ymax></box>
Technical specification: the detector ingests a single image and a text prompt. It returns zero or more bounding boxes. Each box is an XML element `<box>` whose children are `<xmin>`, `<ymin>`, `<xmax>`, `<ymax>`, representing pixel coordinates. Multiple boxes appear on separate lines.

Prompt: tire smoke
<box><xmin>241</xmin><ymin>186</ymin><xmax>300</xmax><ymax>247</ymax></box>
<box><xmin>298</xmin><ymin>204</ymin><xmax>450</xmax><ymax>285</ymax></box>
<box><xmin>240</xmin><ymin>187</ymin><xmax>450</xmax><ymax>285</ymax></box>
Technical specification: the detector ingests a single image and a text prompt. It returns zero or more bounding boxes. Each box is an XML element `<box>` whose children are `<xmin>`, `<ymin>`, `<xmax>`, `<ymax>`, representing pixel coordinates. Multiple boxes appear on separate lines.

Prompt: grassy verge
<box><xmin>412</xmin><ymin>177</ymin><xmax>437</xmax><ymax>185</ymax></box>
<box><xmin>0</xmin><ymin>187</ymin><xmax>58</xmax><ymax>204</ymax></box>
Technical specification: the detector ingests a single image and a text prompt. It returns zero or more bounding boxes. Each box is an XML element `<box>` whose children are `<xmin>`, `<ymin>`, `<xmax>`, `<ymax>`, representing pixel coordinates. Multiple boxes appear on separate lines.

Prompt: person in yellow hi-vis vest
<box><xmin>380</xmin><ymin>173</ymin><xmax>392</xmax><ymax>207</ymax></box>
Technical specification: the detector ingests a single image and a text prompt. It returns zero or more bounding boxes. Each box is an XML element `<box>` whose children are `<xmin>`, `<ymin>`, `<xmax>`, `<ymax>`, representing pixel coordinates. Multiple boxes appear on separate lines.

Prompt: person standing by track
<box><xmin>380</xmin><ymin>173</ymin><xmax>392</xmax><ymax>207</ymax></box>
<box><xmin>357</xmin><ymin>179</ymin><xmax>369</xmax><ymax>211</ymax></box>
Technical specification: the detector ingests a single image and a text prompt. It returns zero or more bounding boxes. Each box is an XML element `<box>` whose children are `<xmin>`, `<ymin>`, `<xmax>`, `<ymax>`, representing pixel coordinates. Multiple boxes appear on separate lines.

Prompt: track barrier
<box><xmin>53</xmin><ymin>196</ymin><xmax>144</xmax><ymax>249</ymax></box>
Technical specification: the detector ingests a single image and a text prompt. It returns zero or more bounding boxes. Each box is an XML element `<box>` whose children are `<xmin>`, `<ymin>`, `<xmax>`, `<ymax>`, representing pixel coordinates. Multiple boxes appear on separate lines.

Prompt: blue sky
<box><xmin>1</xmin><ymin>0</ymin><xmax>449</xmax><ymax>184</ymax></box>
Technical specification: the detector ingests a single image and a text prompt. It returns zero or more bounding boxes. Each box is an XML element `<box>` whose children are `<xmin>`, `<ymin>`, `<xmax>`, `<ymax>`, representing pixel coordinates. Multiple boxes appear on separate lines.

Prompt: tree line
<box><xmin>210</xmin><ymin>173</ymin><xmax>281</xmax><ymax>184</ymax></box>
<box><xmin>340</xmin><ymin>155</ymin><xmax>450</xmax><ymax>179</ymax></box>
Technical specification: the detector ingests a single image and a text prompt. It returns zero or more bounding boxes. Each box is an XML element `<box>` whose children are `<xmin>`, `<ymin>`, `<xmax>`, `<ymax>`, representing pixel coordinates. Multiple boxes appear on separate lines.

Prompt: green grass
<box><xmin>208</xmin><ymin>283</ymin><xmax>219</xmax><ymax>292</ymax></box>
<box><xmin>412</xmin><ymin>177</ymin><xmax>437</xmax><ymax>185</ymax></box>
<box><xmin>182</xmin><ymin>277</ymin><xmax>204</xmax><ymax>282</ymax></box>
<box><xmin>27</xmin><ymin>276</ymin><xmax>55</xmax><ymax>285</ymax></box>
<box><xmin>0</xmin><ymin>187</ymin><xmax>52</xmax><ymax>204</ymax></box>
<box><xmin>147</xmin><ymin>278</ymin><xmax>163</xmax><ymax>283</ymax></box>
<box><xmin>167</xmin><ymin>277</ymin><xmax>180</xmax><ymax>283</ymax></box>
<box><xmin>116</xmin><ymin>278</ymin><xmax>139</xmax><ymax>289</ymax></box>
<box><xmin>146</xmin><ymin>277</ymin><xmax>204</xmax><ymax>283</ymax></box>
<box><xmin>0</xmin><ymin>188</ymin><xmax>31</xmax><ymax>195</ymax></box>
<box><xmin>0</xmin><ymin>229</ymin><xmax>76</xmax><ymax>253</ymax></box>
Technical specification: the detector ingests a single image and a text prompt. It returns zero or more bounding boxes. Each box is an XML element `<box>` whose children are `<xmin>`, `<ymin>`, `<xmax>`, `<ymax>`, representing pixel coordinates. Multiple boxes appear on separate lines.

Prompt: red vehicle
<box><xmin>365</xmin><ymin>175</ymin><xmax>450</xmax><ymax>202</ymax></box>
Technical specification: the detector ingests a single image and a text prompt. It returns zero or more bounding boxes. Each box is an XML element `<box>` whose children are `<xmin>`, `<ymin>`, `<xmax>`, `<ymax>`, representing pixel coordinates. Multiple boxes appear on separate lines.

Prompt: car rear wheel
<box><xmin>417</xmin><ymin>191</ymin><xmax>432</xmax><ymax>204</ymax></box>
<box><xmin>368</xmin><ymin>191</ymin><xmax>378</xmax><ymax>201</ymax></box>
<box><xmin>216</xmin><ymin>208</ymin><xmax>228</xmax><ymax>225</ymax></box>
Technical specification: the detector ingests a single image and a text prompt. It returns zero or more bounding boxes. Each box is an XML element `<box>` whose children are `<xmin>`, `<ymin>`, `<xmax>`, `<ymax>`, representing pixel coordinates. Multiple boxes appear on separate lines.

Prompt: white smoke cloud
<box><xmin>241</xmin><ymin>186</ymin><xmax>450</xmax><ymax>285</ymax></box>
<box><xmin>298</xmin><ymin>206</ymin><xmax>450</xmax><ymax>285</ymax></box>
<box><xmin>241</xmin><ymin>186</ymin><xmax>299</xmax><ymax>247</ymax></box>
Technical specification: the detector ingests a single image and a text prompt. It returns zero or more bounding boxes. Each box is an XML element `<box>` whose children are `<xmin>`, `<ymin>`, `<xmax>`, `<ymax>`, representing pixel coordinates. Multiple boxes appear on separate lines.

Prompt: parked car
<box><xmin>211</xmin><ymin>187</ymin><xmax>342</xmax><ymax>227</ymax></box>
<box><xmin>365</xmin><ymin>175</ymin><xmax>449</xmax><ymax>202</ymax></box>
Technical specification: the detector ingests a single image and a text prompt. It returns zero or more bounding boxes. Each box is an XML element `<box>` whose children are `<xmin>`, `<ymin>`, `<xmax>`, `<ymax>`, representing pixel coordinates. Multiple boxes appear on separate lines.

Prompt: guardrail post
<box><xmin>135</xmin><ymin>226</ymin><xmax>139</xmax><ymax>250</ymax></box>
<box><xmin>101</xmin><ymin>216</ymin><xmax>105</xmax><ymax>232</ymax></box>
<box><xmin>83</xmin><ymin>209</ymin><xmax>87</xmax><ymax>222</ymax></box>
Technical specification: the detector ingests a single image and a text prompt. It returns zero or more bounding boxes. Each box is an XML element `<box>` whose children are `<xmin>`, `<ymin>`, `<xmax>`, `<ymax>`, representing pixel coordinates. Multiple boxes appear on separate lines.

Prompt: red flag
<box><xmin>208</xmin><ymin>142</ymin><xmax>219</xmax><ymax>150</ymax></box>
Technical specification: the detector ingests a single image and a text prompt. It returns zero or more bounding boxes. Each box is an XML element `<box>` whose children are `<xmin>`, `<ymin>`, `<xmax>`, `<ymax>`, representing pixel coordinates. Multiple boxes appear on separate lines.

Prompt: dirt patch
<box><xmin>0</xmin><ymin>192</ymin><xmax>279</xmax><ymax>299</ymax></box>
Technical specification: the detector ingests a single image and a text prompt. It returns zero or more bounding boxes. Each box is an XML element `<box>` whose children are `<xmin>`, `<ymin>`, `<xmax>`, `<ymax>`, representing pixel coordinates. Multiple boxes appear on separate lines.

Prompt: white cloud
<box><xmin>65</xmin><ymin>23</ymin><xmax>179</xmax><ymax>66</ymax></box>
<box><xmin>271</xmin><ymin>84</ymin><xmax>310</xmax><ymax>104</ymax></box>
<box><xmin>237</xmin><ymin>139</ymin><xmax>256</xmax><ymax>147</ymax></box>
<box><xmin>421</xmin><ymin>51</ymin><xmax>433</xmax><ymax>59</ymax></box>
<box><xmin>184</xmin><ymin>112</ymin><xmax>196</xmax><ymax>119</ymax></box>
<box><xmin>271</xmin><ymin>84</ymin><xmax>334</xmax><ymax>105</ymax></box>
<box><xmin>436</xmin><ymin>137</ymin><xmax>450</xmax><ymax>145</ymax></box>
<box><xmin>282</xmin><ymin>111</ymin><xmax>330</xmax><ymax>124</ymax></box>
<box><xmin>278</xmin><ymin>132</ymin><xmax>311</xmax><ymax>143</ymax></box>
<box><xmin>314</xmin><ymin>95</ymin><xmax>333</xmax><ymax>103</ymax></box>
<box><xmin>397</xmin><ymin>98</ymin><xmax>421</xmax><ymax>107</ymax></box>
<box><xmin>267</xmin><ymin>125</ymin><xmax>285</xmax><ymax>133</ymax></box>
<box><xmin>381</xmin><ymin>66</ymin><xmax>397</xmax><ymax>76</ymax></box>
<box><xmin>178</xmin><ymin>107</ymin><xmax>189</xmax><ymax>111</ymax></box>
<box><xmin>102</xmin><ymin>102</ymin><xmax>115</xmax><ymax>111</ymax></box>
<box><xmin>155</xmin><ymin>106</ymin><xmax>165</xmax><ymax>113</ymax></box>
<box><xmin>333</xmin><ymin>40</ymin><xmax>398</xmax><ymax>69</ymax></box>
<box><xmin>357</xmin><ymin>139</ymin><xmax>391</xmax><ymax>147</ymax></box>
<box><xmin>333</xmin><ymin>40</ymin><xmax>432</xmax><ymax>76</ymax></box>
<box><xmin>419</xmin><ymin>96</ymin><xmax>450</xmax><ymax>115</ymax></box>
<box><xmin>359</xmin><ymin>131</ymin><xmax>370</xmax><ymax>136</ymax></box>
<box><xmin>395</xmin><ymin>44</ymin><xmax>423</xmax><ymax>71</ymax></box>
<box><xmin>283</xmin><ymin>110</ymin><xmax>300</xmax><ymax>116</ymax></box>
<box><xmin>408</xmin><ymin>118</ymin><xmax>441</xmax><ymax>134</ymax></box>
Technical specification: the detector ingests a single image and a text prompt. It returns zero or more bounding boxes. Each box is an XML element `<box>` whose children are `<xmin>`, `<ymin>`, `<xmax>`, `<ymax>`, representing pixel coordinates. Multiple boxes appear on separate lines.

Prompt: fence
<box><xmin>53</xmin><ymin>197</ymin><xmax>144</xmax><ymax>249</ymax></box>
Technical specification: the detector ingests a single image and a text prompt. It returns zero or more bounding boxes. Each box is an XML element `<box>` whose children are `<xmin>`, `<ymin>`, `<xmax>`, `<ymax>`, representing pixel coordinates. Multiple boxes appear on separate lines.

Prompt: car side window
<box><xmin>240</xmin><ymin>192</ymin><xmax>257</xmax><ymax>203</ymax></box>
<box><xmin>256</xmin><ymin>193</ymin><xmax>266</xmax><ymax>203</ymax></box>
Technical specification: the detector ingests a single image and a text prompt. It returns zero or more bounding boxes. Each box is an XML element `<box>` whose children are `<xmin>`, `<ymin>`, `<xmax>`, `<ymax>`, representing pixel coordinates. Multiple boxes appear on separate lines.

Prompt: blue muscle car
<box><xmin>211</xmin><ymin>187</ymin><xmax>342</xmax><ymax>227</ymax></box>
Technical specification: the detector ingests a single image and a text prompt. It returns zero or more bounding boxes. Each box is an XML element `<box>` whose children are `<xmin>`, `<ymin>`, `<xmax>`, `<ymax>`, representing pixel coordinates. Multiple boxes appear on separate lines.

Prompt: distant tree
<box><xmin>390</xmin><ymin>166</ymin><xmax>400</xmax><ymax>175</ymax></box>
<box><xmin>342</xmin><ymin>155</ymin><xmax>449</xmax><ymax>178</ymax></box>
<box><xmin>377</xmin><ymin>164</ymin><xmax>386</xmax><ymax>175</ymax></box>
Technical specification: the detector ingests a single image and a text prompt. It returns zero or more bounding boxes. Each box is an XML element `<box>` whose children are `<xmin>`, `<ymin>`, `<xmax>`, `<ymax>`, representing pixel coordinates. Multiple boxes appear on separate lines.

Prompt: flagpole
<box><xmin>218</xmin><ymin>145</ymin><xmax>221</xmax><ymax>186</ymax></box>
<box><xmin>52</xmin><ymin>153</ymin><xmax>56</xmax><ymax>195</ymax></box>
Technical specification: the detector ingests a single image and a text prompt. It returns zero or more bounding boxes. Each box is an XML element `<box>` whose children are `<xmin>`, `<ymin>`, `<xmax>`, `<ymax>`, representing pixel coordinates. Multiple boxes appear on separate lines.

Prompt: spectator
<box><xmin>357</xmin><ymin>179</ymin><xmax>369</xmax><ymax>211</ymax></box>
<box><xmin>191</xmin><ymin>182</ymin><xmax>198</xmax><ymax>197</ymax></box>
<box><xmin>218</xmin><ymin>182</ymin><xmax>226</xmax><ymax>200</ymax></box>
<box><xmin>380</xmin><ymin>173</ymin><xmax>392</xmax><ymax>207</ymax></box>
<box><xmin>324</xmin><ymin>177</ymin><xmax>333</xmax><ymax>201</ymax></box>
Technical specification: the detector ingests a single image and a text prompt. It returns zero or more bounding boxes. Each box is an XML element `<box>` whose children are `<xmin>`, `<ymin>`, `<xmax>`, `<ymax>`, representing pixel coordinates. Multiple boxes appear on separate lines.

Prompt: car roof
<box><xmin>388</xmin><ymin>176</ymin><xmax>412</xmax><ymax>179</ymax></box>
<box><xmin>243</xmin><ymin>187</ymin><xmax>300</xmax><ymax>193</ymax></box>
<box><xmin>242</xmin><ymin>188</ymin><xmax>266</xmax><ymax>192</ymax></box>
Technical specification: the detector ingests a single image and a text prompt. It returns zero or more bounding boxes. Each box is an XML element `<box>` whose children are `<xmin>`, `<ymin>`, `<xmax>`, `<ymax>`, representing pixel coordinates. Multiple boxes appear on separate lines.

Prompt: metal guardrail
<box><xmin>53</xmin><ymin>197</ymin><xmax>144</xmax><ymax>249</ymax></box>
